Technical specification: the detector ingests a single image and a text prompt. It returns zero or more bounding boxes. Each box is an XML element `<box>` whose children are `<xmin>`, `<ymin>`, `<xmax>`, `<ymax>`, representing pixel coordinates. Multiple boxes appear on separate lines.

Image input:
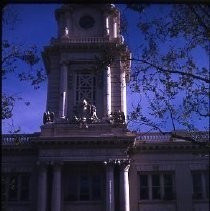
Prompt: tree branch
<box><xmin>188</xmin><ymin>5</ymin><xmax>210</xmax><ymax>33</ymax></box>
<box><xmin>130</xmin><ymin>58</ymin><xmax>210</xmax><ymax>83</ymax></box>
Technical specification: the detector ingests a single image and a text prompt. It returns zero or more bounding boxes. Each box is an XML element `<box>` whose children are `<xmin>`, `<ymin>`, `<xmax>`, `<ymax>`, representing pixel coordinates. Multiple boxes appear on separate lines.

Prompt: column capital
<box><xmin>50</xmin><ymin>161</ymin><xmax>63</xmax><ymax>169</ymax></box>
<box><xmin>59</xmin><ymin>61</ymin><xmax>69</xmax><ymax>66</ymax></box>
<box><xmin>36</xmin><ymin>161</ymin><xmax>49</xmax><ymax>168</ymax></box>
<box><xmin>103</xmin><ymin>159</ymin><xmax>115</xmax><ymax>166</ymax></box>
<box><xmin>120</xmin><ymin>159</ymin><xmax>131</xmax><ymax>168</ymax></box>
<box><xmin>104</xmin><ymin>158</ymin><xmax>131</xmax><ymax>168</ymax></box>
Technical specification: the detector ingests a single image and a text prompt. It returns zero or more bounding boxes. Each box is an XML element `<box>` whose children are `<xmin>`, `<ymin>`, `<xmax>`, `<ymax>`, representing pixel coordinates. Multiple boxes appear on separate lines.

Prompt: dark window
<box><xmin>80</xmin><ymin>175</ymin><xmax>89</xmax><ymax>200</ymax></box>
<box><xmin>64</xmin><ymin>174</ymin><xmax>78</xmax><ymax>201</ymax></box>
<box><xmin>20</xmin><ymin>174</ymin><xmax>30</xmax><ymax>201</ymax></box>
<box><xmin>5</xmin><ymin>173</ymin><xmax>30</xmax><ymax>202</ymax></box>
<box><xmin>163</xmin><ymin>174</ymin><xmax>174</xmax><ymax>200</ymax></box>
<box><xmin>204</xmin><ymin>171</ymin><xmax>209</xmax><ymax>198</ymax></box>
<box><xmin>139</xmin><ymin>175</ymin><xmax>149</xmax><ymax>200</ymax></box>
<box><xmin>79</xmin><ymin>15</ymin><xmax>95</xmax><ymax>29</ymax></box>
<box><xmin>139</xmin><ymin>172</ymin><xmax>175</xmax><ymax>201</ymax></box>
<box><xmin>152</xmin><ymin>174</ymin><xmax>161</xmax><ymax>199</ymax></box>
<box><xmin>192</xmin><ymin>172</ymin><xmax>203</xmax><ymax>199</ymax></box>
<box><xmin>8</xmin><ymin>175</ymin><xmax>18</xmax><ymax>201</ymax></box>
<box><xmin>92</xmin><ymin>175</ymin><xmax>102</xmax><ymax>200</ymax></box>
<box><xmin>64</xmin><ymin>167</ymin><xmax>103</xmax><ymax>201</ymax></box>
<box><xmin>192</xmin><ymin>171</ymin><xmax>209</xmax><ymax>200</ymax></box>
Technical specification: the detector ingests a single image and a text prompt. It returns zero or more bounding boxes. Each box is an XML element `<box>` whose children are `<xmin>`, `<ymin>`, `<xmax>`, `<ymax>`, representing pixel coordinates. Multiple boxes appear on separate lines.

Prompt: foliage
<box><xmin>2</xmin><ymin>6</ymin><xmax>46</xmax><ymax>121</ymax></box>
<box><xmin>125</xmin><ymin>4</ymin><xmax>210</xmax><ymax>133</ymax></box>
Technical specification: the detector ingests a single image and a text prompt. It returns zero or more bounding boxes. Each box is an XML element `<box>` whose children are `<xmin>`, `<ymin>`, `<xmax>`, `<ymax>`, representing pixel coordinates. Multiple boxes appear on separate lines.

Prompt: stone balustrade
<box><xmin>2</xmin><ymin>131</ymin><xmax>209</xmax><ymax>145</ymax></box>
<box><xmin>50</xmin><ymin>36</ymin><xmax>121</xmax><ymax>45</ymax></box>
<box><xmin>2</xmin><ymin>133</ymin><xmax>40</xmax><ymax>145</ymax></box>
<box><xmin>136</xmin><ymin>131</ymin><xmax>209</xmax><ymax>142</ymax></box>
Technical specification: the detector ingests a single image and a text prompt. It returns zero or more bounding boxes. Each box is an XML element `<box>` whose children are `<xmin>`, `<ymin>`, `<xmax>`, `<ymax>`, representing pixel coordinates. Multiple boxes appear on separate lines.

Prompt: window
<box><xmin>163</xmin><ymin>173</ymin><xmax>174</xmax><ymax>200</ymax></box>
<box><xmin>152</xmin><ymin>174</ymin><xmax>161</xmax><ymax>199</ymax></box>
<box><xmin>139</xmin><ymin>175</ymin><xmax>149</xmax><ymax>200</ymax></box>
<box><xmin>139</xmin><ymin>172</ymin><xmax>175</xmax><ymax>201</ymax></box>
<box><xmin>192</xmin><ymin>171</ymin><xmax>209</xmax><ymax>200</ymax></box>
<box><xmin>3</xmin><ymin>173</ymin><xmax>30</xmax><ymax>202</ymax></box>
<box><xmin>76</xmin><ymin>72</ymin><xmax>96</xmax><ymax>105</ymax></box>
<box><xmin>64</xmin><ymin>167</ymin><xmax>104</xmax><ymax>201</ymax></box>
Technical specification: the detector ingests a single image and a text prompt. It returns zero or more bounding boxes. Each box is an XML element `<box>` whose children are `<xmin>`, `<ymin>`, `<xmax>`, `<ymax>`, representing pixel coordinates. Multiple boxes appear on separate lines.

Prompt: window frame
<box><xmin>64</xmin><ymin>166</ymin><xmax>104</xmax><ymax>202</ymax></box>
<box><xmin>192</xmin><ymin>170</ymin><xmax>209</xmax><ymax>200</ymax></box>
<box><xmin>139</xmin><ymin>172</ymin><xmax>175</xmax><ymax>201</ymax></box>
<box><xmin>2</xmin><ymin>173</ymin><xmax>31</xmax><ymax>202</ymax></box>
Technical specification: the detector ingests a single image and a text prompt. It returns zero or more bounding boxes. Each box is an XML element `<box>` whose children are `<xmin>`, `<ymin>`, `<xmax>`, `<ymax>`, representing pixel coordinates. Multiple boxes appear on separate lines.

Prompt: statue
<box><xmin>71</xmin><ymin>99</ymin><xmax>100</xmax><ymax>127</ymax></box>
<box><xmin>64</xmin><ymin>27</ymin><xmax>69</xmax><ymax>37</ymax></box>
<box><xmin>50</xmin><ymin>111</ymin><xmax>55</xmax><ymax>122</ymax></box>
<box><xmin>109</xmin><ymin>110</ymin><xmax>125</xmax><ymax>125</ymax></box>
<box><xmin>43</xmin><ymin>111</ymin><xmax>55</xmax><ymax>124</ymax></box>
<box><xmin>90</xmin><ymin>104</ymin><xmax>99</xmax><ymax>123</ymax></box>
<box><xmin>82</xmin><ymin>99</ymin><xmax>89</xmax><ymax>116</ymax></box>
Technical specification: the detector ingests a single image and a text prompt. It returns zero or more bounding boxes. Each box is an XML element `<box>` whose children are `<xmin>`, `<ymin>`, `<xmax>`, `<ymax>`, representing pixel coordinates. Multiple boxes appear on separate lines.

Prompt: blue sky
<box><xmin>2</xmin><ymin>4</ymin><xmax>209</xmax><ymax>134</ymax></box>
<box><xmin>2</xmin><ymin>4</ymin><xmax>60</xmax><ymax>133</ymax></box>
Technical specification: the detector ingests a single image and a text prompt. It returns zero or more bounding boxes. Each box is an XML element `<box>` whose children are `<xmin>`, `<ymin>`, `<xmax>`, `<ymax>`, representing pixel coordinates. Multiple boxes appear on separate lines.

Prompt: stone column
<box><xmin>59</xmin><ymin>64</ymin><xmax>68</xmax><ymax>118</ymax></box>
<box><xmin>106</xmin><ymin>66</ymin><xmax>112</xmax><ymax>115</ymax></box>
<box><xmin>106</xmin><ymin>16</ymin><xmax>110</xmax><ymax>35</ymax></box>
<box><xmin>113</xmin><ymin>18</ymin><xmax>117</xmax><ymax>38</ymax></box>
<box><xmin>105</xmin><ymin>161</ymin><xmax>115</xmax><ymax>211</ymax></box>
<box><xmin>120</xmin><ymin>162</ymin><xmax>130</xmax><ymax>211</ymax></box>
<box><xmin>120</xmin><ymin>69</ymin><xmax>127</xmax><ymax>120</ymax></box>
<box><xmin>37</xmin><ymin>162</ymin><xmax>47</xmax><ymax>211</ymax></box>
<box><xmin>51</xmin><ymin>163</ymin><xmax>62</xmax><ymax>211</ymax></box>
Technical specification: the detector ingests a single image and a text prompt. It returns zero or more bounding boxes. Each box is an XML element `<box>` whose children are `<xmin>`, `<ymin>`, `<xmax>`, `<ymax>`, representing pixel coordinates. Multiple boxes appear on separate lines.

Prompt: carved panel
<box><xmin>76</xmin><ymin>71</ymin><xmax>96</xmax><ymax>104</ymax></box>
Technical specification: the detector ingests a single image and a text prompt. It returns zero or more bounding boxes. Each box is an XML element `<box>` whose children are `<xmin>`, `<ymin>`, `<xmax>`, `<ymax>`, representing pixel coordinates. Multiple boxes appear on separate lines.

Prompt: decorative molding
<box><xmin>136</xmin><ymin>164</ymin><xmax>175</xmax><ymax>172</ymax></box>
<box><xmin>2</xmin><ymin>164</ymin><xmax>34</xmax><ymax>173</ymax></box>
<box><xmin>189</xmin><ymin>163</ymin><xmax>208</xmax><ymax>170</ymax></box>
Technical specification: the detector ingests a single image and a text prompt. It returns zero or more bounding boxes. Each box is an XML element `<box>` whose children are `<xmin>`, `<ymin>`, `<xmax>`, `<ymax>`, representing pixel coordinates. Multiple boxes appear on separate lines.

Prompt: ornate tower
<box><xmin>42</xmin><ymin>4</ymin><xmax>131</xmax><ymax>123</ymax></box>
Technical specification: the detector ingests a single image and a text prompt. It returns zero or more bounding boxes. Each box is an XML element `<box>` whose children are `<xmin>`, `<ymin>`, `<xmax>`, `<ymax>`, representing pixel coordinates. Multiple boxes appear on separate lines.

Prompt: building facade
<box><xmin>2</xmin><ymin>4</ymin><xmax>209</xmax><ymax>211</ymax></box>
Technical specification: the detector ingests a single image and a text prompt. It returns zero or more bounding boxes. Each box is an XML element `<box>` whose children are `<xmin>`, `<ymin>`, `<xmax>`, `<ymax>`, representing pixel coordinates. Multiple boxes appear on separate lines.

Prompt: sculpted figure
<box><xmin>43</xmin><ymin>111</ymin><xmax>55</xmax><ymax>124</ymax></box>
<box><xmin>65</xmin><ymin>27</ymin><xmax>69</xmax><ymax>36</ymax></box>
<box><xmin>81</xmin><ymin>99</ymin><xmax>89</xmax><ymax>118</ymax></box>
<box><xmin>50</xmin><ymin>111</ymin><xmax>55</xmax><ymax>122</ymax></box>
<box><xmin>90</xmin><ymin>104</ymin><xmax>99</xmax><ymax>123</ymax></box>
<box><xmin>109</xmin><ymin>110</ymin><xmax>125</xmax><ymax>124</ymax></box>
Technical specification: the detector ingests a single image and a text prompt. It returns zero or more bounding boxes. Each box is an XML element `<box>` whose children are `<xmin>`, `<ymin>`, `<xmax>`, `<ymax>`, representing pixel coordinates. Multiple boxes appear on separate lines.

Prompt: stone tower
<box><xmin>40</xmin><ymin>5</ymin><xmax>135</xmax><ymax>211</ymax></box>
<box><xmin>2</xmin><ymin>4</ymin><xmax>209</xmax><ymax>211</ymax></box>
<box><xmin>42</xmin><ymin>4</ymin><xmax>131</xmax><ymax>124</ymax></box>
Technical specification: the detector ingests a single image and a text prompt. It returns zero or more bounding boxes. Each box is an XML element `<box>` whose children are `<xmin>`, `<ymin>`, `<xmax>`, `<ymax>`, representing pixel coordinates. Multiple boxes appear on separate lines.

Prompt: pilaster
<box><xmin>51</xmin><ymin>162</ymin><xmax>62</xmax><ymax>211</ymax></box>
<box><xmin>37</xmin><ymin>162</ymin><xmax>48</xmax><ymax>211</ymax></box>
<box><xmin>104</xmin><ymin>160</ymin><xmax>115</xmax><ymax>211</ymax></box>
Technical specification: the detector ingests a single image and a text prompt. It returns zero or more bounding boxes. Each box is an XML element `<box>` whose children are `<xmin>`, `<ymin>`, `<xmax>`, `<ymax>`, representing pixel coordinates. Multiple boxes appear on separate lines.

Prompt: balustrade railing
<box><xmin>2</xmin><ymin>133</ymin><xmax>40</xmax><ymax>145</ymax></box>
<box><xmin>50</xmin><ymin>36</ymin><xmax>121</xmax><ymax>45</ymax></box>
<box><xmin>136</xmin><ymin>131</ymin><xmax>209</xmax><ymax>142</ymax></box>
<box><xmin>2</xmin><ymin>131</ymin><xmax>209</xmax><ymax>145</ymax></box>
<box><xmin>136</xmin><ymin>133</ymin><xmax>171</xmax><ymax>142</ymax></box>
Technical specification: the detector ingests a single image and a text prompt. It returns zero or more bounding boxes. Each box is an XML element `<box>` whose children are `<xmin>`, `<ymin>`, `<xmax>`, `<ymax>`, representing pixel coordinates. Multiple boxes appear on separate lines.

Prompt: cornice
<box><xmin>43</xmin><ymin>40</ymin><xmax>119</xmax><ymax>53</ymax></box>
<box><xmin>32</xmin><ymin>135</ymin><xmax>135</xmax><ymax>147</ymax></box>
<box><xmin>133</xmin><ymin>141</ymin><xmax>209</xmax><ymax>153</ymax></box>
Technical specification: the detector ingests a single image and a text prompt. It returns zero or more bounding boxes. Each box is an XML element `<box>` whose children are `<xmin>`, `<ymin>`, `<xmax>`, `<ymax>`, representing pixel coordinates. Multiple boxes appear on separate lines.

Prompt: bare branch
<box><xmin>130</xmin><ymin>58</ymin><xmax>210</xmax><ymax>83</ymax></box>
<box><xmin>187</xmin><ymin>5</ymin><xmax>210</xmax><ymax>33</ymax></box>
